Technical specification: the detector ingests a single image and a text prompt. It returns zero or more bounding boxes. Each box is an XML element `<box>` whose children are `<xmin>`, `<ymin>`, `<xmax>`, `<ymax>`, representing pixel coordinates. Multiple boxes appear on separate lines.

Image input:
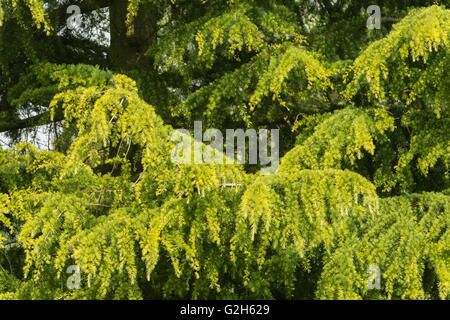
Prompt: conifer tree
<box><xmin>0</xmin><ymin>1</ymin><xmax>448</xmax><ymax>299</ymax></box>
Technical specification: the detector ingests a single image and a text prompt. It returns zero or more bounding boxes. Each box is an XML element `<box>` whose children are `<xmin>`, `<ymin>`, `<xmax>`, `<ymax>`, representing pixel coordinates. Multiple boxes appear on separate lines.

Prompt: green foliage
<box><xmin>281</xmin><ymin>107</ymin><xmax>395</xmax><ymax>172</ymax></box>
<box><xmin>317</xmin><ymin>192</ymin><xmax>449</xmax><ymax>300</ymax></box>
<box><xmin>344</xmin><ymin>6</ymin><xmax>449</xmax><ymax>109</ymax></box>
<box><xmin>0</xmin><ymin>1</ymin><xmax>448</xmax><ymax>300</ymax></box>
<box><xmin>230</xmin><ymin>169</ymin><xmax>378</xmax><ymax>298</ymax></box>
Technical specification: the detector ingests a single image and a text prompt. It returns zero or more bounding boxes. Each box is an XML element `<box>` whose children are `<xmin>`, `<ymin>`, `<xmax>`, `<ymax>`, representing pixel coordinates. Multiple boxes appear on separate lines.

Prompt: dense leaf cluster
<box><xmin>0</xmin><ymin>1</ymin><xmax>448</xmax><ymax>299</ymax></box>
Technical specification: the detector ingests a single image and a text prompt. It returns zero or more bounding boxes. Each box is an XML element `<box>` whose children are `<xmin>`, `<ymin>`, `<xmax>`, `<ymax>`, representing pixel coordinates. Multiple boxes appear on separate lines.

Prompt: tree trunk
<box><xmin>0</xmin><ymin>1</ymin><xmax>159</xmax><ymax>134</ymax></box>
<box><xmin>109</xmin><ymin>0</ymin><xmax>158</xmax><ymax>71</ymax></box>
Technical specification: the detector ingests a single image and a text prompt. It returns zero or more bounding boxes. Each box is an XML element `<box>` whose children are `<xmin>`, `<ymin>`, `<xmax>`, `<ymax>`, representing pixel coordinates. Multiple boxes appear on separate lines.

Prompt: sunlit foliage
<box><xmin>0</xmin><ymin>1</ymin><xmax>448</xmax><ymax>300</ymax></box>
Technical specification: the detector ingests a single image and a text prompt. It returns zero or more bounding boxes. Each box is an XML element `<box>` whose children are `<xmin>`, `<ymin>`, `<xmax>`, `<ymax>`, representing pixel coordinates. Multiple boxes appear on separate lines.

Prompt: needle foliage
<box><xmin>0</xmin><ymin>1</ymin><xmax>448</xmax><ymax>299</ymax></box>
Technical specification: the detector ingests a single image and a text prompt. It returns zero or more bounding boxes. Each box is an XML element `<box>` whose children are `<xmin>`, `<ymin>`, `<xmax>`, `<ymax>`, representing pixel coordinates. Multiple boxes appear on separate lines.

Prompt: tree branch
<box><xmin>53</xmin><ymin>0</ymin><xmax>110</xmax><ymax>23</ymax></box>
<box><xmin>0</xmin><ymin>109</ymin><xmax>64</xmax><ymax>133</ymax></box>
<box><xmin>85</xmin><ymin>203</ymin><xmax>111</xmax><ymax>208</ymax></box>
<box><xmin>1</xmin><ymin>238</ymin><xmax>18</xmax><ymax>247</ymax></box>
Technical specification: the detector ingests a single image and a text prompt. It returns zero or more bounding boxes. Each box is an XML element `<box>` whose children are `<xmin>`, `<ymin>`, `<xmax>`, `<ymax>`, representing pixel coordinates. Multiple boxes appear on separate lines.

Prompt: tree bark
<box><xmin>1</xmin><ymin>238</ymin><xmax>18</xmax><ymax>246</ymax></box>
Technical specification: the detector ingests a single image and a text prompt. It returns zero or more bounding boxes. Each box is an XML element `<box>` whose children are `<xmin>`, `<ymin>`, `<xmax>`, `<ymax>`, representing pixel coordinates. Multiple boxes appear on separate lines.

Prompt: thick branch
<box><xmin>86</xmin><ymin>203</ymin><xmax>111</xmax><ymax>208</ymax></box>
<box><xmin>48</xmin><ymin>34</ymin><xmax>109</xmax><ymax>67</ymax></box>
<box><xmin>54</xmin><ymin>0</ymin><xmax>110</xmax><ymax>23</ymax></box>
<box><xmin>76</xmin><ymin>0</ymin><xmax>110</xmax><ymax>12</ymax></box>
<box><xmin>1</xmin><ymin>238</ymin><xmax>18</xmax><ymax>246</ymax></box>
<box><xmin>0</xmin><ymin>109</ymin><xmax>64</xmax><ymax>133</ymax></box>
